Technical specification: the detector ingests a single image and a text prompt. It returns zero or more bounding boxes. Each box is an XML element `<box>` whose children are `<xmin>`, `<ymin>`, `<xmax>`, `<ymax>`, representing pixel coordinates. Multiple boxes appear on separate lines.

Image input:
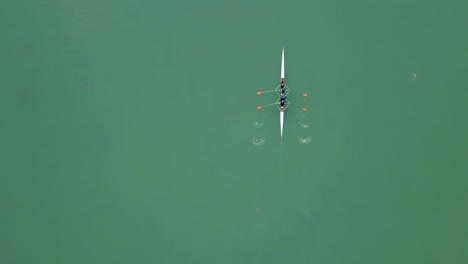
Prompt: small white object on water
<box><xmin>411</xmin><ymin>73</ymin><xmax>418</xmax><ymax>80</ymax></box>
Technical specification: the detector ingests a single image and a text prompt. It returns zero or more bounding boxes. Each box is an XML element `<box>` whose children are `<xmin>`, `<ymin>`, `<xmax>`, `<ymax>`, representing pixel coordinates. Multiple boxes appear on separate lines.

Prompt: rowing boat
<box><xmin>277</xmin><ymin>47</ymin><xmax>290</xmax><ymax>138</ymax></box>
<box><xmin>256</xmin><ymin>47</ymin><xmax>306</xmax><ymax>139</ymax></box>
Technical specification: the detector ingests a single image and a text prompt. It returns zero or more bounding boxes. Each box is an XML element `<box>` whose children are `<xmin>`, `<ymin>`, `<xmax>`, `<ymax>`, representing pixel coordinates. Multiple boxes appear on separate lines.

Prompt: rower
<box><xmin>280</xmin><ymin>87</ymin><xmax>285</xmax><ymax>94</ymax></box>
<box><xmin>281</xmin><ymin>82</ymin><xmax>285</xmax><ymax>88</ymax></box>
<box><xmin>280</xmin><ymin>95</ymin><xmax>285</xmax><ymax>106</ymax></box>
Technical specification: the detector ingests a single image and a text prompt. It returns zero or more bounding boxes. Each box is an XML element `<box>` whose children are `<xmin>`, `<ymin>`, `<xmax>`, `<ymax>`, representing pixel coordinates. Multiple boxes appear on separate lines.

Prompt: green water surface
<box><xmin>1</xmin><ymin>0</ymin><xmax>467</xmax><ymax>263</ymax></box>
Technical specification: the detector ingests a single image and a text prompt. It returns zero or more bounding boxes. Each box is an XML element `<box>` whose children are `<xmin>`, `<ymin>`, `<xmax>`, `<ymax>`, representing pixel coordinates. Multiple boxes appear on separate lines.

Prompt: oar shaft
<box><xmin>260</xmin><ymin>103</ymin><xmax>278</xmax><ymax>108</ymax></box>
<box><xmin>257</xmin><ymin>90</ymin><xmax>276</xmax><ymax>95</ymax></box>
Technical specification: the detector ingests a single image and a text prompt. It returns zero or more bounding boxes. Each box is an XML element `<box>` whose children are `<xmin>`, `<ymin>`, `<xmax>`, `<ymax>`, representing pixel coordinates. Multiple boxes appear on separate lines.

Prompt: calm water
<box><xmin>1</xmin><ymin>0</ymin><xmax>467</xmax><ymax>263</ymax></box>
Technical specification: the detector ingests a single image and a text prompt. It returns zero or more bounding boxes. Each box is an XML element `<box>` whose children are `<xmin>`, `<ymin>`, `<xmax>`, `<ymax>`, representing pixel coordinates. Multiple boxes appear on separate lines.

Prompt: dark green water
<box><xmin>1</xmin><ymin>0</ymin><xmax>467</xmax><ymax>263</ymax></box>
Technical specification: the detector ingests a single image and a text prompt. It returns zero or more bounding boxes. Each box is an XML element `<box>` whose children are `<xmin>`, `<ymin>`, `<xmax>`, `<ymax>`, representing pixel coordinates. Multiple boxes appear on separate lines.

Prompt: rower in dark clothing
<box><xmin>280</xmin><ymin>87</ymin><xmax>285</xmax><ymax>94</ymax></box>
<box><xmin>281</xmin><ymin>82</ymin><xmax>285</xmax><ymax>88</ymax></box>
<box><xmin>280</xmin><ymin>94</ymin><xmax>286</xmax><ymax>107</ymax></box>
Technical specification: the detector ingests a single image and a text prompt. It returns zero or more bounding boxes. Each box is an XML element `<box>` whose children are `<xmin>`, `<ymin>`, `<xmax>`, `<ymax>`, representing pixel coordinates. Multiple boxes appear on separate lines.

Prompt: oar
<box><xmin>256</xmin><ymin>102</ymin><xmax>278</xmax><ymax>110</ymax></box>
<box><xmin>257</xmin><ymin>90</ymin><xmax>276</xmax><ymax>95</ymax></box>
<box><xmin>287</xmin><ymin>102</ymin><xmax>308</xmax><ymax>112</ymax></box>
<box><xmin>287</xmin><ymin>90</ymin><xmax>308</xmax><ymax>97</ymax></box>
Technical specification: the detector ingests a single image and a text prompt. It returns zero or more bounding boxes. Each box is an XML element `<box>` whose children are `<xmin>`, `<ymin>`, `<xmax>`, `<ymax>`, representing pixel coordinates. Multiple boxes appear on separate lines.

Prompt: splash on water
<box><xmin>252</xmin><ymin>137</ymin><xmax>266</xmax><ymax>146</ymax></box>
<box><xmin>298</xmin><ymin>120</ymin><xmax>310</xmax><ymax>128</ymax></box>
<box><xmin>252</xmin><ymin>121</ymin><xmax>264</xmax><ymax>128</ymax></box>
<box><xmin>297</xmin><ymin>136</ymin><xmax>312</xmax><ymax>144</ymax></box>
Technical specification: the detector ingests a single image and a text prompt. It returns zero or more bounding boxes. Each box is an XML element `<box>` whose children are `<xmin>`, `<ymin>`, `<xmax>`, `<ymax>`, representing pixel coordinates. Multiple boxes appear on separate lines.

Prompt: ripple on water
<box><xmin>252</xmin><ymin>137</ymin><xmax>266</xmax><ymax>146</ymax></box>
<box><xmin>298</xmin><ymin>120</ymin><xmax>310</xmax><ymax>128</ymax></box>
<box><xmin>297</xmin><ymin>136</ymin><xmax>312</xmax><ymax>144</ymax></box>
<box><xmin>252</xmin><ymin>121</ymin><xmax>264</xmax><ymax>128</ymax></box>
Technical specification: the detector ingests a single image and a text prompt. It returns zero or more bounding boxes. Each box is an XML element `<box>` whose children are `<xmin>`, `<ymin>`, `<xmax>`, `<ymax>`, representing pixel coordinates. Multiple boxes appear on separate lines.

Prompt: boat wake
<box><xmin>252</xmin><ymin>137</ymin><xmax>266</xmax><ymax>146</ymax></box>
<box><xmin>252</xmin><ymin>121</ymin><xmax>264</xmax><ymax>128</ymax></box>
<box><xmin>297</xmin><ymin>136</ymin><xmax>312</xmax><ymax>145</ymax></box>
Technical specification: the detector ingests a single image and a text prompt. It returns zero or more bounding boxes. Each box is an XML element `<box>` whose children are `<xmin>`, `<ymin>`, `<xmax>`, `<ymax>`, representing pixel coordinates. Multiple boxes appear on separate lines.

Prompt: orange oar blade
<box><xmin>302</xmin><ymin>93</ymin><xmax>308</xmax><ymax>97</ymax></box>
<box><xmin>257</xmin><ymin>106</ymin><xmax>262</xmax><ymax>110</ymax></box>
<box><xmin>302</xmin><ymin>107</ymin><xmax>307</xmax><ymax>112</ymax></box>
<box><xmin>257</xmin><ymin>91</ymin><xmax>262</xmax><ymax>95</ymax></box>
